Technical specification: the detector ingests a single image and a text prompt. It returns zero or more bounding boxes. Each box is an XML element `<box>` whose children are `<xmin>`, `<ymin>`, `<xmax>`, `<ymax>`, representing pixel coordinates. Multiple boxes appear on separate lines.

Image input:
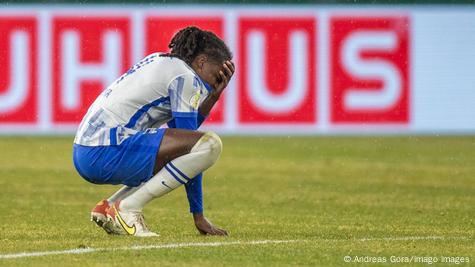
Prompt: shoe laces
<box><xmin>133</xmin><ymin>212</ymin><xmax>151</xmax><ymax>232</ymax></box>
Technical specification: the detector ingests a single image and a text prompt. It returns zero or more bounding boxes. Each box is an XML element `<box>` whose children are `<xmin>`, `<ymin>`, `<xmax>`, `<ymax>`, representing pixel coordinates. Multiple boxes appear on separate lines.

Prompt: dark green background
<box><xmin>1</xmin><ymin>0</ymin><xmax>474</xmax><ymax>4</ymax></box>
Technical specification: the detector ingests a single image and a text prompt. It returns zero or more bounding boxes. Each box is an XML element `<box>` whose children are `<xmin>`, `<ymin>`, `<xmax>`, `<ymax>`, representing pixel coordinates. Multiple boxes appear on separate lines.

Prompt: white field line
<box><xmin>0</xmin><ymin>236</ymin><xmax>470</xmax><ymax>260</ymax></box>
<box><xmin>0</xmin><ymin>240</ymin><xmax>303</xmax><ymax>259</ymax></box>
<box><xmin>355</xmin><ymin>236</ymin><xmax>466</xmax><ymax>242</ymax></box>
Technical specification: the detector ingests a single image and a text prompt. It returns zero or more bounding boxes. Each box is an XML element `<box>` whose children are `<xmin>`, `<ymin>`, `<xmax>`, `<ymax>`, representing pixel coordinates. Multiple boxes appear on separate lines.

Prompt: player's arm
<box><xmin>168</xmin><ymin>75</ymin><xmax>204</xmax><ymax>216</ymax></box>
<box><xmin>197</xmin><ymin>61</ymin><xmax>235</xmax><ymax>126</ymax></box>
<box><xmin>168</xmin><ymin>74</ymin><xmax>227</xmax><ymax>235</ymax></box>
<box><xmin>168</xmin><ymin>114</ymin><xmax>206</xmax><ymax>222</ymax></box>
<box><xmin>166</xmin><ymin>86</ymin><xmax>203</xmax><ymax>215</ymax></box>
<box><xmin>183</xmin><ymin>61</ymin><xmax>235</xmax><ymax>214</ymax></box>
<box><xmin>190</xmin><ymin>61</ymin><xmax>235</xmax><ymax>234</ymax></box>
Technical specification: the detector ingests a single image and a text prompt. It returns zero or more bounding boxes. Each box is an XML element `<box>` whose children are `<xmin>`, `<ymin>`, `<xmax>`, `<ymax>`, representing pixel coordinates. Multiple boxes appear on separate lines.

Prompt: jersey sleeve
<box><xmin>168</xmin><ymin>75</ymin><xmax>204</xmax><ymax>213</ymax></box>
<box><xmin>168</xmin><ymin>74</ymin><xmax>202</xmax><ymax>119</ymax></box>
<box><xmin>185</xmin><ymin>173</ymin><xmax>203</xmax><ymax>213</ymax></box>
<box><xmin>174</xmin><ymin>116</ymin><xmax>197</xmax><ymax>130</ymax></box>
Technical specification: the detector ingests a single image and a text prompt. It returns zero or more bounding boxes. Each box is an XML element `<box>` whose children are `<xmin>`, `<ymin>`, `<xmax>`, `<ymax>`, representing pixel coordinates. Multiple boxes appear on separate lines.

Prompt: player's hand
<box><xmin>212</xmin><ymin>60</ymin><xmax>235</xmax><ymax>98</ymax></box>
<box><xmin>193</xmin><ymin>213</ymin><xmax>228</xmax><ymax>236</ymax></box>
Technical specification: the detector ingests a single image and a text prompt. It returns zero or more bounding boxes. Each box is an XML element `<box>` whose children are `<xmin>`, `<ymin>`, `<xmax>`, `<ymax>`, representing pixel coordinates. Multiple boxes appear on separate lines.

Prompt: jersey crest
<box><xmin>189</xmin><ymin>89</ymin><xmax>201</xmax><ymax>110</ymax></box>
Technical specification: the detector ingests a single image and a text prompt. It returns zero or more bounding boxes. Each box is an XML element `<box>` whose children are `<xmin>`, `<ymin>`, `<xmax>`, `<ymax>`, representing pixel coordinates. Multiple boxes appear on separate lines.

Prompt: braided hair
<box><xmin>161</xmin><ymin>26</ymin><xmax>232</xmax><ymax>65</ymax></box>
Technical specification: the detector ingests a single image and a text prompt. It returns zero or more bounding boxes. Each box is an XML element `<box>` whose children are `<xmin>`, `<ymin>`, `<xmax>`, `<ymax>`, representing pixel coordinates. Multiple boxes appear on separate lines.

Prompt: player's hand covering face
<box><xmin>213</xmin><ymin>60</ymin><xmax>235</xmax><ymax>96</ymax></box>
<box><xmin>199</xmin><ymin>60</ymin><xmax>234</xmax><ymax>98</ymax></box>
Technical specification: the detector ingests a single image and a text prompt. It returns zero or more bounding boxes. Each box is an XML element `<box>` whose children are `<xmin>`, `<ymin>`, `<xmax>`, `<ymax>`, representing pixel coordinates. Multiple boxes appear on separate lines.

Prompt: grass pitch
<box><xmin>0</xmin><ymin>136</ymin><xmax>474</xmax><ymax>266</ymax></box>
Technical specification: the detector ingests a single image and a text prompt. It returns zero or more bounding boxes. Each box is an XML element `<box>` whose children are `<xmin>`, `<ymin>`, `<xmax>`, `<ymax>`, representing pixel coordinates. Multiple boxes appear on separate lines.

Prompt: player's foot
<box><xmin>105</xmin><ymin>201</ymin><xmax>159</xmax><ymax>237</ymax></box>
<box><xmin>90</xmin><ymin>199</ymin><xmax>112</xmax><ymax>232</ymax></box>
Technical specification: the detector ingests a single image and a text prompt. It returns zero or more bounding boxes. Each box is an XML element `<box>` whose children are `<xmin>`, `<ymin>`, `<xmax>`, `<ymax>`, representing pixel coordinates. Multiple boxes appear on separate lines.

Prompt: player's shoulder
<box><xmin>163</xmin><ymin>63</ymin><xmax>202</xmax><ymax>87</ymax></box>
<box><xmin>149</xmin><ymin>54</ymin><xmax>197</xmax><ymax>83</ymax></box>
<box><xmin>152</xmin><ymin>54</ymin><xmax>189</xmax><ymax>73</ymax></box>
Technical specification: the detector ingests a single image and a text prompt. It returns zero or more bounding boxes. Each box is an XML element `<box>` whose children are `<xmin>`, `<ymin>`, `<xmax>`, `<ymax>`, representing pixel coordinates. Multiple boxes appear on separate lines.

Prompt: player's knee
<box><xmin>192</xmin><ymin>131</ymin><xmax>222</xmax><ymax>166</ymax></box>
<box><xmin>203</xmin><ymin>131</ymin><xmax>222</xmax><ymax>163</ymax></box>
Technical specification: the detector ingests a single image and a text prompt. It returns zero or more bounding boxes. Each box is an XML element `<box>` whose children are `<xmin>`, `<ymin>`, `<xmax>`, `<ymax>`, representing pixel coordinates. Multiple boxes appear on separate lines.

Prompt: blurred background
<box><xmin>0</xmin><ymin>0</ymin><xmax>474</xmax><ymax>135</ymax></box>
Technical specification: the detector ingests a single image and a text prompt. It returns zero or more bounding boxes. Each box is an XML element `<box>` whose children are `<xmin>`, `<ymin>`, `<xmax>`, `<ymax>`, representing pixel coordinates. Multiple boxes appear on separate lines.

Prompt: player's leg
<box><xmin>120</xmin><ymin>128</ymin><xmax>220</xmax><ymax>212</ymax></box>
<box><xmin>93</xmin><ymin>129</ymin><xmax>203</xmax><ymax>230</ymax></box>
<box><xmin>107</xmin><ymin>128</ymin><xmax>222</xmax><ymax>236</ymax></box>
<box><xmin>90</xmin><ymin>185</ymin><xmax>139</xmax><ymax>229</ymax></box>
<box><xmin>152</xmin><ymin>128</ymin><xmax>205</xmax><ymax>173</ymax></box>
<box><xmin>96</xmin><ymin>127</ymin><xmax>203</xmax><ymax>203</ymax></box>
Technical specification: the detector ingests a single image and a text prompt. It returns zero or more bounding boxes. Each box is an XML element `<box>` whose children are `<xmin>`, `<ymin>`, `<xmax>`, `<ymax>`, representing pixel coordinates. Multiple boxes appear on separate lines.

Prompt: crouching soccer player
<box><xmin>72</xmin><ymin>26</ymin><xmax>234</xmax><ymax>237</ymax></box>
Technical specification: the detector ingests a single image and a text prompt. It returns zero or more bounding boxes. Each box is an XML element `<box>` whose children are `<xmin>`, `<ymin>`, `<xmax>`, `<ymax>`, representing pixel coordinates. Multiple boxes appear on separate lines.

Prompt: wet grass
<box><xmin>0</xmin><ymin>136</ymin><xmax>474</xmax><ymax>266</ymax></box>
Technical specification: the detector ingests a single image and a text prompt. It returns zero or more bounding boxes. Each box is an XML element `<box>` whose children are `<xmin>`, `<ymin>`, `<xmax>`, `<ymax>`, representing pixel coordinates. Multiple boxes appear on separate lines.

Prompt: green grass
<box><xmin>0</xmin><ymin>136</ymin><xmax>474</xmax><ymax>266</ymax></box>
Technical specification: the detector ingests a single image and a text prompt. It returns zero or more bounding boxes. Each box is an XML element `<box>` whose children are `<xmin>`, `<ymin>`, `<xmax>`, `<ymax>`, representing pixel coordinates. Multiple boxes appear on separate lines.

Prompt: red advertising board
<box><xmin>238</xmin><ymin>17</ymin><xmax>317</xmax><ymax>124</ymax></box>
<box><xmin>330</xmin><ymin>16</ymin><xmax>410</xmax><ymax>123</ymax></box>
<box><xmin>0</xmin><ymin>8</ymin><xmax>428</xmax><ymax>134</ymax></box>
<box><xmin>0</xmin><ymin>17</ymin><xmax>38</xmax><ymax>124</ymax></box>
<box><xmin>52</xmin><ymin>16</ymin><xmax>131</xmax><ymax>123</ymax></box>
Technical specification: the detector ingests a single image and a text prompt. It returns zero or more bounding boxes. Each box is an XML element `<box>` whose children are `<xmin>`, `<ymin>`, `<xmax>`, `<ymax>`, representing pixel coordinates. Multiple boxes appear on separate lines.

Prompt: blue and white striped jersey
<box><xmin>74</xmin><ymin>53</ymin><xmax>211</xmax><ymax>146</ymax></box>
